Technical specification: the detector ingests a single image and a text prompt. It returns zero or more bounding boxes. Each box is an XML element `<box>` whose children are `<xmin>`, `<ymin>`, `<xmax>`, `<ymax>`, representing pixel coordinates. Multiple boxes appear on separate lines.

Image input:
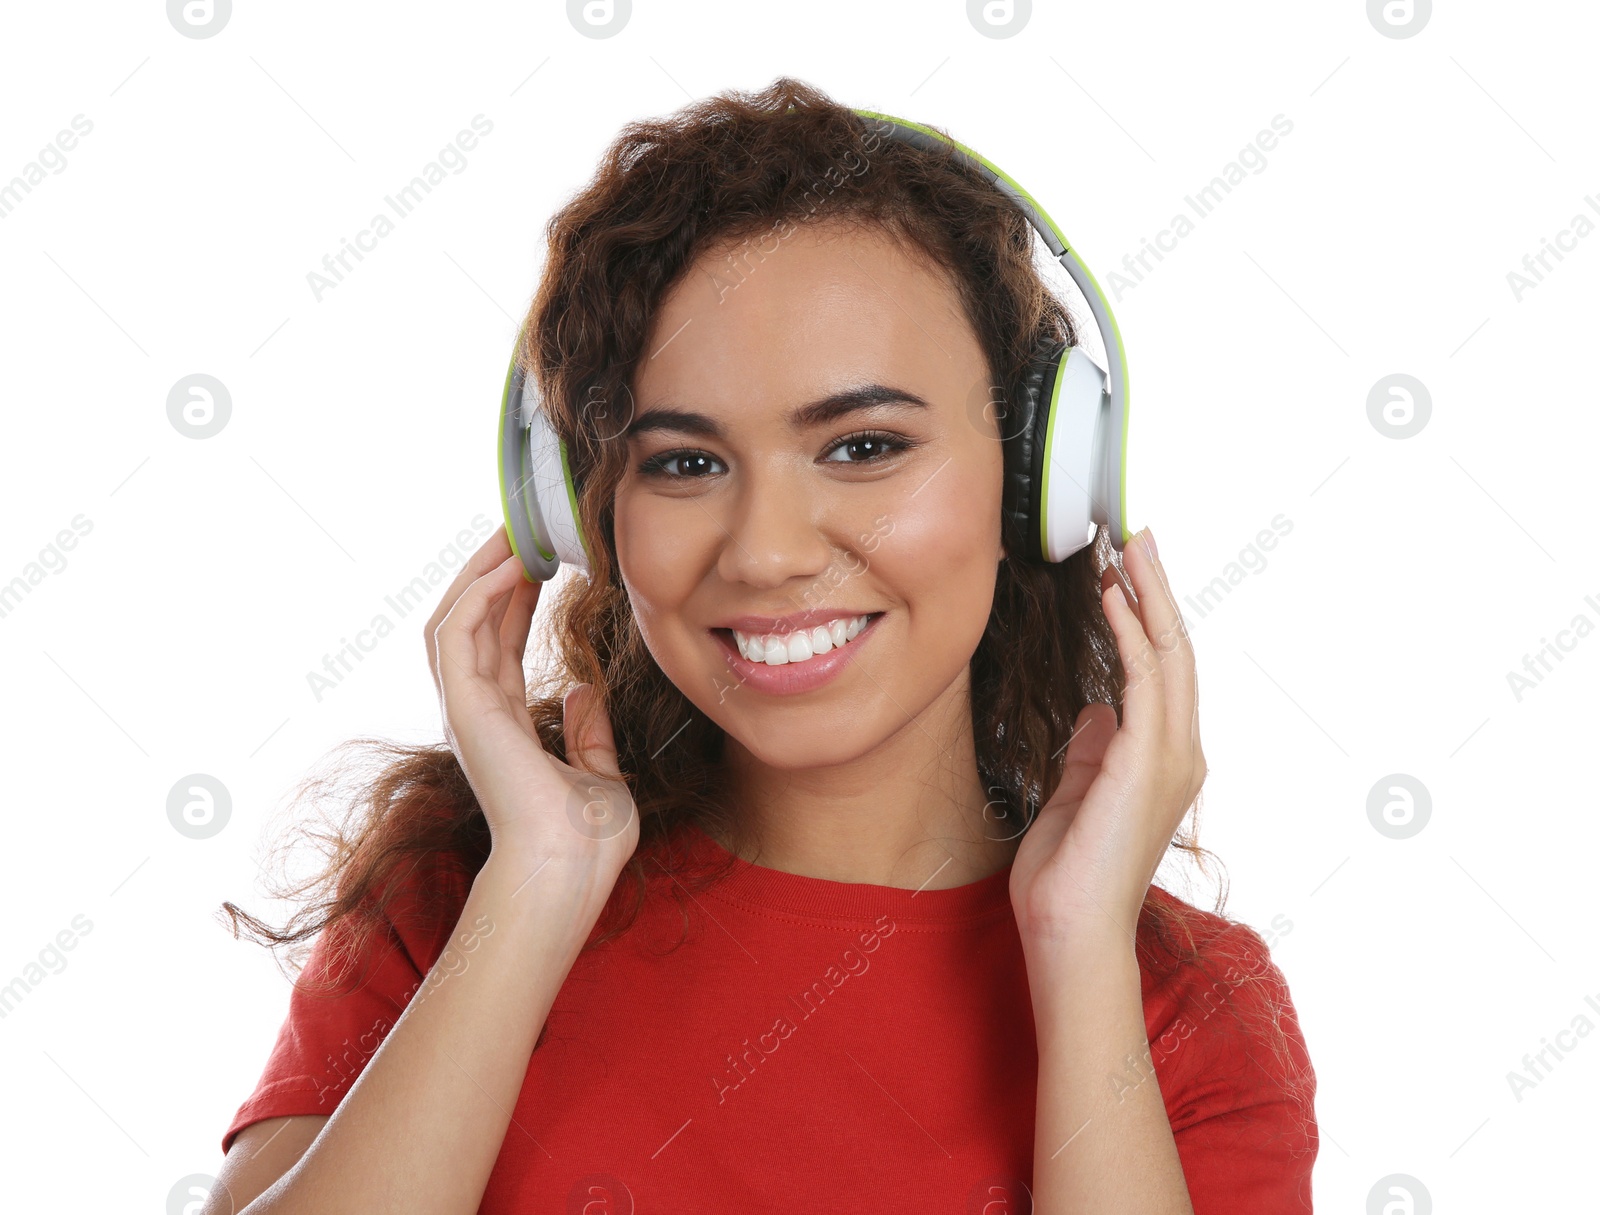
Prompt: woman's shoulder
<box><xmin>1134</xmin><ymin>883</ymin><xmax>1316</xmax><ymax>1134</ymax></box>
<box><xmin>1136</xmin><ymin>883</ymin><xmax>1294</xmax><ymax>999</ymax></box>
<box><xmin>300</xmin><ymin>852</ymin><xmax>475</xmax><ymax>999</ymax></box>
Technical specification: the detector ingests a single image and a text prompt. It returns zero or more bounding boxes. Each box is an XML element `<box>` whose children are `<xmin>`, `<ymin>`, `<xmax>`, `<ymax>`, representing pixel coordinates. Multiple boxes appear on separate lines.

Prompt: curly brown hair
<box><xmin>221</xmin><ymin>74</ymin><xmax>1313</xmax><ymax>1137</ymax></box>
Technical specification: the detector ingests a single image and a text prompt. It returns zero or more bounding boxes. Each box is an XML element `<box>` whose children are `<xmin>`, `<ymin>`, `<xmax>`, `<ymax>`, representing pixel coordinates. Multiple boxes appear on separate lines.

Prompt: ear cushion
<box><xmin>1001</xmin><ymin>339</ymin><xmax>1069</xmax><ymax>564</ymax></box>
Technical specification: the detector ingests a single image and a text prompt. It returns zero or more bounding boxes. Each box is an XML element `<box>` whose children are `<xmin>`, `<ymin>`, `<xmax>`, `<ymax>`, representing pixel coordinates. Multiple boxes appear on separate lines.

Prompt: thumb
<box><xmin>563</xmin><ymin>682</ymin><xmax>623</xmax><ymax>781</ymax></box>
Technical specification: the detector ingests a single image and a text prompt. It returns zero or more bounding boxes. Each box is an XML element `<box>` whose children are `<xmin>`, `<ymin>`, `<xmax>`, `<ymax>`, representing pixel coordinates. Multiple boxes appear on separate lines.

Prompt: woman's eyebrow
<box><xmin>624</xmin><ymin>384</ymin><xmax>929</xmax><ymax>441</ymax></box>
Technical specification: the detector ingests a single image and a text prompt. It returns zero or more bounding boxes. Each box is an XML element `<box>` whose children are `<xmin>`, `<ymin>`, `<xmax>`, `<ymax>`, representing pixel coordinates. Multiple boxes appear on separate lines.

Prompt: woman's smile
<box><xmin>709</xmin><ymin>610</ymin><xmax>887</xmax><ymax>695</ymax></box>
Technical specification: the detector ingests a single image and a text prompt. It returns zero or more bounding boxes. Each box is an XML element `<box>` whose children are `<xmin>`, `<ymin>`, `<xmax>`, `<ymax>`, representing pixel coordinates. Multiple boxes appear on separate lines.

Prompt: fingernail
<box><xmin>1140</xmin><ymin>527</ymin><xmax>1157</xmax><ymax>561</ymax></box>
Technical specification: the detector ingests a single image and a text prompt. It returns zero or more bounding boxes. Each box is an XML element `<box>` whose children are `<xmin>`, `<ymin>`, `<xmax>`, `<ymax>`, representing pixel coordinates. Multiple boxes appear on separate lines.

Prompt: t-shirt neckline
<box><xmin>674</xmin><ymin>819</ymin><xmax>1017</xmax><ymax>927</ymax></box>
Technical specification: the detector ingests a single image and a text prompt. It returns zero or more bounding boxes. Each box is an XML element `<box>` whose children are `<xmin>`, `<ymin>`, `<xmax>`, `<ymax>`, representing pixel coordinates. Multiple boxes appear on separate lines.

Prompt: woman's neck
<box><xmin>715</xmin><ymin>701</ymin><xmax>1021</xmax><ymax>891</ymax></box>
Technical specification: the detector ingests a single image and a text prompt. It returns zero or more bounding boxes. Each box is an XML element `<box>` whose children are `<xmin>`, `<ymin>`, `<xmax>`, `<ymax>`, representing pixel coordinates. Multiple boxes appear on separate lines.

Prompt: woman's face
<box><xmin>614</xmin><ymin>218</ymin><xmax>1008</xmax><ymax>771</ymax></box>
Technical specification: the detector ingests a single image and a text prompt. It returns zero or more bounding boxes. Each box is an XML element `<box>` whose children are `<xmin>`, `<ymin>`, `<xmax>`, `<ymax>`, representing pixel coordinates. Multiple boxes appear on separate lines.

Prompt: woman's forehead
<box><xmin>634</xmin><ymin>223</ymin><xmax>979</xmax><ymax>419</ymax></box>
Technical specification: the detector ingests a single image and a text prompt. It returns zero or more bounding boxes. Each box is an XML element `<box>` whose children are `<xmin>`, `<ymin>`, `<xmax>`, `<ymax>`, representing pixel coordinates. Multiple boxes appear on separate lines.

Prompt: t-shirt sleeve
<box><xmin>1146</xmin><ymin>921</ymin><xmax>1318</xmax><ymax>1214</ymax></box>
<box><xmin>219</xmin><ymin>872</ymin><xmax>457</xmax><ymax>1154</ymax></box>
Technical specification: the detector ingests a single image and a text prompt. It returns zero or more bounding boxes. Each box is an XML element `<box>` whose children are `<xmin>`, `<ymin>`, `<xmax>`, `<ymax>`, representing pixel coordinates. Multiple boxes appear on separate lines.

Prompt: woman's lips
<box><xmin>709</xmin><ymin>613</ymin><xmax>885</xmax><ymax>697</ymax></box>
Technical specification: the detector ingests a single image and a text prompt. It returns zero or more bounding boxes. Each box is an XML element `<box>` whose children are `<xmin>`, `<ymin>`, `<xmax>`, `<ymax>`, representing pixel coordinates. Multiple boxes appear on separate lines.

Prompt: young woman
<box><xmin>209</xmin><ymin>77</ymin><xmax>1316</xmax><ymax>1214</ymax></box>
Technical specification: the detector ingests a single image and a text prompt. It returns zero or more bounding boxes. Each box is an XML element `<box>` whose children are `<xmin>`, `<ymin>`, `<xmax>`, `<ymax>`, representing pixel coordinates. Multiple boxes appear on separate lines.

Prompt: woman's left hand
<box><xmin>1008</xmin><ymin>526</ymin><xmax>1207</xmax><ymax>945</ymax></box>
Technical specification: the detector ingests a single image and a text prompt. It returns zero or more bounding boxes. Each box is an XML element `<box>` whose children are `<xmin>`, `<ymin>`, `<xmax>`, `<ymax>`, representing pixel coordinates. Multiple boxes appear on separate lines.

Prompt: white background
<box><xmin>1</xmin><ymin>1</ymin><xmax>1594</xmax><ymax>1211</ymax></box>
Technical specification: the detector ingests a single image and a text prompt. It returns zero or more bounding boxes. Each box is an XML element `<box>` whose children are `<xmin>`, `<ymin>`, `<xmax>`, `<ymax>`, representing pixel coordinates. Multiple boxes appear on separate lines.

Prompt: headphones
<box><xmin>498</xmin><ymin>107</ymin><xmax>1131</xmax><ymax>583</ymax></box>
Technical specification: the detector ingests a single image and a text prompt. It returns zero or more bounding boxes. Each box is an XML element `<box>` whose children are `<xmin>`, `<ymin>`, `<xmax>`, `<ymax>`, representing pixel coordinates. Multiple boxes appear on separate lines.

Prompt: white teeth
<box><xmin>782</xmin><ymin>631</ymin><xmax>812</xmax><ymax>665</ymax></box>
<box><xmin>732</xmin><ymin>614</ymin><xmax>875</xmax><ymax>666</ymax></box>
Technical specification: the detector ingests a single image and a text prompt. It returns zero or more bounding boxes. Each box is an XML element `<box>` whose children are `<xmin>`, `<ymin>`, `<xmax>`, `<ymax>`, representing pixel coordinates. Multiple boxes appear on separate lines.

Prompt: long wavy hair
<box><xmin>222</xmin><ymin>75</ymin><xmax>1313</xmax><ymax>1136</ymax></box>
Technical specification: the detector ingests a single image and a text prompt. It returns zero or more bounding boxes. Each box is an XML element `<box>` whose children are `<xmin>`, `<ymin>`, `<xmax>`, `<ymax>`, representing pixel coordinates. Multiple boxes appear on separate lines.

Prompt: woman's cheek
<box><xmin>615</xmin><ymin>491</ymin><xmax>705</xmax><ymax>601</ymax></box>
<box><xmin>883</xmin><ymin>469</ymin><xmax>998</xmax><ymax>581</ymax></box>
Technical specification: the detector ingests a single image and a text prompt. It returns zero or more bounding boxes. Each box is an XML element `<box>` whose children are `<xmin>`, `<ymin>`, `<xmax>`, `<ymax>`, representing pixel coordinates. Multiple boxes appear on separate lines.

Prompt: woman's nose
<box><xmin>713</xmin><ymin>474</ymin><xmax>838</xmax><ymax>590</ymax></box>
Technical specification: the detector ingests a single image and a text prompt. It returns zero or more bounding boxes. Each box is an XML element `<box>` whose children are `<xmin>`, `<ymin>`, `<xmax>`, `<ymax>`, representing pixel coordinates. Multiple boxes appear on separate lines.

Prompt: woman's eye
<box><xmin>635</xmin><ymin>431</ymin><xmax>915</xmax><ymax>481</ymax></box>
<box><xmin>636</xmin><ymin>451</ymin><xmax>723</xmax><ymax>479</ymax></box>
<box><xmin>821</xmin><ymin>431</ymin><xmax>913</xmax><ymax>464</ymax></box>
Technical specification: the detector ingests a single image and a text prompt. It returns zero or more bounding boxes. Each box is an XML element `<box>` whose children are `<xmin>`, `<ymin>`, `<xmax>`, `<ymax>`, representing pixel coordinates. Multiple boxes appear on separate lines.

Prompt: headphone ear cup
<box><xmin>1036</xmin><ymin>344</ymin><xmax>1114</xmax><ymax>564</ymax></box>
<box><xmin>499</xmin><ymin>352</ymin><xmax>589</xmax><ymax>581</ymax></box>
<box><xmin>1004</xmin><ymin>340</ymin><xmax>1113</xmax><ymax>565</ymax></box>
<box><xmin>1000</xmin><ymin>340</ymin><xmax>1068</xmax><ymax>564</ymax></box>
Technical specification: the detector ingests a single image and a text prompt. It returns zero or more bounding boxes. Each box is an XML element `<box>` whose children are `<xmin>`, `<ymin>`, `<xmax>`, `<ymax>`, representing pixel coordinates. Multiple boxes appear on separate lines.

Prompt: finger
<box><xmin>1049</xmin><ymin>702</ymin><xmax>1117</xmax><ymax>812</ymax></box>
<box><xmin>425</xmin><ymin>527</ymin><xmax>514</xmax><ymax>689</ymax></box>
<box><xmin>435</xmin><ymin>554</ymin><xmax>527</xmax><ymax>708</ymax></box>
<box><xmin>1120</xmin><ymin>529</ymin><xmax>1195</xmax><ymax>750</ymax></box>
<box><xmin>426</xmin><ymin>530</ymin><xmax>513</xmax><ymax>692</ymax></box>
<box><xmin>1101</xmin><ymin>562</ymin><xmax>1135</xmax><ymax>607</ymax></box>
<box><xmin>1122</xmin><ymin>532</ymin><xmax>1206</xmax><ymax>807</ymax></box>
<box><xmin>495</xmin><ymin>575</ymin><xmax>542</xmax><ymax>710</ymax></box>
<box><xmin>1103</xmin><ymin>576</ymin><xmax>1165</xmax><ymax>742</ymax></box>
<box><xmin>484</xmin><ymin>568</ymin><xmax>518</xmax><ymax>671</ymax></box>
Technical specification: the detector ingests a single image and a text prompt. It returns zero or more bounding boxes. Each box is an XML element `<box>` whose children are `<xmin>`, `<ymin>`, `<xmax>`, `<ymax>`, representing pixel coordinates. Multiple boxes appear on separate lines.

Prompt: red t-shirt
<box><xmin>223</xmin><ymin>821</ymin><xmax>1317</xmax><ymax>1211</ymax></box>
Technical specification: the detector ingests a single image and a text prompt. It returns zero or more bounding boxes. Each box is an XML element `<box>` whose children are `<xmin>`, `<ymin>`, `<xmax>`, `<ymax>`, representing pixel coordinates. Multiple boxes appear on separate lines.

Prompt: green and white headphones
<box><xmin>498</xmin><ymin>107</ymin><xmax>1131</xmax><ymax>582</ymax></box>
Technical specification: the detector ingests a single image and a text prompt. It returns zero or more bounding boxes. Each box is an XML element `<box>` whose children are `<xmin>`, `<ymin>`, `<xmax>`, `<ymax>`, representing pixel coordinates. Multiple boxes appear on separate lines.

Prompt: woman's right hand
<box><xmin>424</xmin><ymin>527</ymin><xmax>640</xmax><ymax>888</ymax></box>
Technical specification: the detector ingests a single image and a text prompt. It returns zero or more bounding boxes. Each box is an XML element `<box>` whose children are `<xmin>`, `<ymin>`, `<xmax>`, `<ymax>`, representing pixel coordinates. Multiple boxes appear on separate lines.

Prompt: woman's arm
<box><xmin>233</xmin><ymin>852</ymin><xmax>614</xmax><ymax>1215</ymax></box>
<box><xmin>1007</xmin><ymin>526</ymin><xmax>1206</xmax><ymax>1211</ymax></box>
<box><xmin>1025</xmin><ymin>926</ymin><xmax>1193</xmax><ymax>1215</ymax></box>
<box><xmin>206</xmin><ymin>1116</ymin><xmax>326</xmax><ymax>1215</ymax></box>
